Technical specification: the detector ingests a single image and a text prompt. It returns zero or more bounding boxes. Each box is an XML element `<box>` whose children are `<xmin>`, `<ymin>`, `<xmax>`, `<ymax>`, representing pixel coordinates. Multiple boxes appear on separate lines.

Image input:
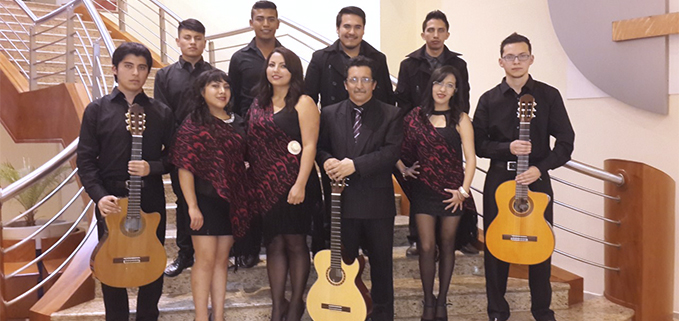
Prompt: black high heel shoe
<box><xmin>421</xmin><ymin>299</ymin><xmax>436</xmax><ymax>321</ymax></box>
<box><xmin>435</xmin><ymin>302</ymin><xmax>450</xmax><ymax>321</ymax></box>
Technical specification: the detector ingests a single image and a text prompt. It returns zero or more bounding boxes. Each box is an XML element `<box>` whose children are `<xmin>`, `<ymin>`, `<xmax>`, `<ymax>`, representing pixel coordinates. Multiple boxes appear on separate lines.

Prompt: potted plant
<box><xmin>0</xmin><ymin>159</ymin><xmax>73</xmax><ymax>239</ymax></box>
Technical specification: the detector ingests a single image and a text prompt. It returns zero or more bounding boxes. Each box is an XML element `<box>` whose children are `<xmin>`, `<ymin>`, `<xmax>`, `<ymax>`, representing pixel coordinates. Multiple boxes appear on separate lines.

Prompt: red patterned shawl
<box><xmin>246</xmin><ymin>100</ymin><xmax>300</xmax><ymax>217</ymax></box>
<box><xmin>170</xmin><ymin>117</ymin><xmax>251</xmax><ymax>238</ymax></box>
<box><xmin>401</xmin><ymin>107</ymin><xmax>475</xmax><ymax>211</ymax></box>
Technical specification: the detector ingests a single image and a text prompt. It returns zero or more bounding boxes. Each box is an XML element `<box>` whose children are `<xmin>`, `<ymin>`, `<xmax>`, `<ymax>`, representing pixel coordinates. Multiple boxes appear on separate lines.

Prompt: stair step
<box><xmin>56</xmin><ymin>275</ymin><xmax>574</xmax><ymax>320</ymax></box>
<box><xmin>101</xmin><ymin>245</ymin><xmax>482</xmax><ymax>298</ymax></box>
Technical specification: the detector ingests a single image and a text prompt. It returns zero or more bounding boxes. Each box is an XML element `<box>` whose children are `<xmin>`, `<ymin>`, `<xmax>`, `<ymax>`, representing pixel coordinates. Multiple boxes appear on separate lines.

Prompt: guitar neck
<box><xmin>330</xmin><ymin>191</ymin><xmax>342</xmax><ymax>270</ymax></box>
<box><xmin>516</xmin><ymin>121</ymin><xmax>530</xmax><ymax>199</ymax></box>
<box><xmin>128</xmin><ymin>134</ymin><xmax>143</xmax><ymax>218</ymax></box>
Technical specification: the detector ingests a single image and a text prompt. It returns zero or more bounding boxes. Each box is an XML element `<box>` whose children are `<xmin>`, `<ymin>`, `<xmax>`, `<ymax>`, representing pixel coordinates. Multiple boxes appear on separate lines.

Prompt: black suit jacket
<box><xmin>317</xmin><ymin>98</ymin><xmax>403</xmax><ymax>219</ymax></box>
<box><xmin>305</xmin><ymin>40</ymin><xmax>395</xmax><ymax>107</ymax></box>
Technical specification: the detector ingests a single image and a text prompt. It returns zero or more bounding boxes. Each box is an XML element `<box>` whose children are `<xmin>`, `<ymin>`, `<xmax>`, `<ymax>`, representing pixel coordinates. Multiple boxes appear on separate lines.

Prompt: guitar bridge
<box><xmin>502</xmin><ymin>234</ymin><xmax>538</xmax><ymax>242</ymax></box>
<box><xmin>113</xmin><ymin>256</ymin><xmax>150</xmax><ymax>264</ymax></box>
<box><xmin>321</xmin><ymin>303</ymin><xmax>351</xmax><ymax>312</ymax></box>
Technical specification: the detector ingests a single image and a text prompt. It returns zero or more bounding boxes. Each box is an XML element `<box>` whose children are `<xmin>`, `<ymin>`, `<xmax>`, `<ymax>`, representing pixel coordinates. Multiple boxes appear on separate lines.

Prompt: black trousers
<box><xmin>95</xmin><ymin>183</ymin><xmax>166</xmax><ymax>321</ymax></box>
<box><xmin>482</xmin><ymin>165</ymin><xmax>555</xmax><ymax>321</ymax></box>
<box><xmin>341</xmin><ymin>217</ymin><xmax>394</xmax><ymax>321</ymax></box>
<box><xmin>170</xmin><ymin>169</ymin><xmax>194</xmax><ymax>258</ymax></box>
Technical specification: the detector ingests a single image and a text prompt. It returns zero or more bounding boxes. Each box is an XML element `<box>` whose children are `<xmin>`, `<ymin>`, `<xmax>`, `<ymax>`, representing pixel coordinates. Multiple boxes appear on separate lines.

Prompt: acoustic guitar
<box><xmin>90</xmin><ymin>103</ymin><xmax>167</xmax><ymax>288</ymax></box>
<box><xmin>307</xmin><ymin>179</ymin><xmax>372</xmax><ymax>321</ymax></box>
<box><xmin>485</xmin><ymin>94</ymin><xmax>555</xmax><ymax>265</ymax></box>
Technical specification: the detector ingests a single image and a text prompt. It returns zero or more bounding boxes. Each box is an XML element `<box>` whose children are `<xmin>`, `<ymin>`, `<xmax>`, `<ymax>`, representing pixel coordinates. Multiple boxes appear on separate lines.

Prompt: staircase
<box><xmin>0</xmin><ymin>0</ymin><xmax>156</xmax><ymax>97</ymax></box>
<box><xmin>47</xmin><ymin>180</ymin><xmax>633</xmax><ymax>321</ymax></box>
<box><xmin>0</xmin><ymin>1</ymin><xmax>640</xmax><ymax>320</ymax></box>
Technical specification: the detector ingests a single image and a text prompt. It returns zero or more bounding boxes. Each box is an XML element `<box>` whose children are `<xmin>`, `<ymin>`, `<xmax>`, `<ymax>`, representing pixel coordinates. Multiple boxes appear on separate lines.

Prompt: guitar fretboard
<box><xmin>127</xmin><ymin>134</ymin><xmax>143</xmax><ymax>220</ymax></box>
<box><xmin>515</xmin><ymin>121</ymin><xmax>530</xmax><ymax>201</ymax></box>
<box><xmin>330</xmin><ymin>192</ymin><xmax>342</xmax><ymax>270</ymax></box>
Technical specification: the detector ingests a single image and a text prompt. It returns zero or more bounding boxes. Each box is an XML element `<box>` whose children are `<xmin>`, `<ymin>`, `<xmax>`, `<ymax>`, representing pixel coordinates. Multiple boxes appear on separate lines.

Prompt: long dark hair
<box><xmin>189</xmin><ymin>69</ymin><xmax>233</xmax><ymax>126</ymax></box>
<box><xmin>253</xmin><ymin>47</ymin><xmax>305</xmax><ymax>112</ymax></box>
<box><xmin>420</xmin><ymin>65</ymin><xmax>464</xmax><ymax>126</ymax></box>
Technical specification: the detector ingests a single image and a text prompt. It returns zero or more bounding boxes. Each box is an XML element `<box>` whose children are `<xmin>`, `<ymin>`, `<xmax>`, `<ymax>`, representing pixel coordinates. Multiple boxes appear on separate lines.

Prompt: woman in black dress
<box><xmin>397</xmin><ymin>66</ymin><xmax>477</xmax><ymax>321</ymax></box>
<box><xmin>247</xmin><ymin>47</ymin><xmax>320</xmax><ymax>321</ymax></box>
<box><xmin>171</xmin><ymin>69</ymin><xmax>250</xmax><ymax>321</ymax></box>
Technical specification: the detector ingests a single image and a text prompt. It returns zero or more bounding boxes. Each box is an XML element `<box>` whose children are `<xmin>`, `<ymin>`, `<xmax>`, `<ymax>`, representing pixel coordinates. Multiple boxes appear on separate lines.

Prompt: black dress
<box><xmin>410</xmin><ymin>124</ymin><xmax>464</xmax><ymax>217</ymax></box>
<box><xmin>187</xmin><ymin>116</ymin><xmax>246</xmax><ymax>236</ymax></box>
<box><xmin>261</xmin><ymin>108</ymin><xmax>321</xmax><ymax>244</ymax></box>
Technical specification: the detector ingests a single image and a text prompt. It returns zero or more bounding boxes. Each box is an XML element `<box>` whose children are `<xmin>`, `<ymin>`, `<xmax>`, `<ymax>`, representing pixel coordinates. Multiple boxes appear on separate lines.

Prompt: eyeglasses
<box><xmin>501</xmin><ymin>53</ymin><xmax>531</xmax><ymax>62</ymax></box>
<box><xmin>433</xmin><ymin>81</ymin><xmax>456</xmax><ymax>90</ymax></box>
<box><xmin>346</xmin><ymin>77</ymin><xmax>373</xmax><ymax>84</ymax></box>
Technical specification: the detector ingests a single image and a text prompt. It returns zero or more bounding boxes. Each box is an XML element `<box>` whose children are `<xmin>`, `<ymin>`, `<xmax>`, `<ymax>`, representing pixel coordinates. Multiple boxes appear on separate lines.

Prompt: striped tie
<box><xmin>353</xmin><ymin>107</ymin><xmax>363</xmax><ymax>142</ymax></box>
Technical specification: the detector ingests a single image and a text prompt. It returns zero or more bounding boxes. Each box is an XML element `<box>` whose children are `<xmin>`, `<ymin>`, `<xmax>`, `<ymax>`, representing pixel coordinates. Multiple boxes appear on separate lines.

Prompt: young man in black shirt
<box><xmin>77</xmin><ymin>42</ymin><xmax>174</xmax><ymax>321</ymax></box>
<box><xmin>394</xmin><ymin>10</ymin><xmax>476</xmax><ymax>257</ymax></box>
<box><xmin>154</xmin><ymin>18</ymin><xmax>212</xmax><ymax>278</ymax></box>
<box><xmin>473</xmin><ymin>33</ymin><xmax>575</xmax><ymax>321</ymax></box>
<box><xmin>304</xmin><ymin>6</ymin><xmax>394</xmax><ymax>108</ymax></box>
<box><xmin>229</xmin><ymin>0</ymin><xmax>282</xmax><ymax>117</ymax></box>
<box><xmin>227</xmin><ymin>0</ymin><xmax>282</xmax><ymax>268</ymax></box>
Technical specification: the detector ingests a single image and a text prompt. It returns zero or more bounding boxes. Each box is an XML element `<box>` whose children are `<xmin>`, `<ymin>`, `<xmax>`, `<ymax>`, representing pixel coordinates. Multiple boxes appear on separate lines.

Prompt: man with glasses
<box><xmin>317</xmin><ymin>56</ymin><xmax>403</xmax><ymax>321</ymax></box>
<box><xmin>473</xmin><ymin>33</ymin><xmax>574</xmax><ymax>321</ymax></box>
<box><xmin>394</xmin><ymin>9</ymin><xmax>477</xmax><ymax>258</ymax></box>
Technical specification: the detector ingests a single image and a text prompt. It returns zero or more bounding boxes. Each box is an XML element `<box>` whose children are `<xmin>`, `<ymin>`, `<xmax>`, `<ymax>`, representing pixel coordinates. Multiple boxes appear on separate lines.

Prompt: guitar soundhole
<box><xmin>326</xmin><ymin>267</ymin><xmax>345</xmax><ymax>285</ymax></box>
<box><xmin>120</xmin><ymin>216</ymin><xmax>146</xmax><ymax>237</ymax></box>
<box><xmin>511</xmin><ymin>197</ymin><xmax>533</xmax><ymax>217</ymax></box>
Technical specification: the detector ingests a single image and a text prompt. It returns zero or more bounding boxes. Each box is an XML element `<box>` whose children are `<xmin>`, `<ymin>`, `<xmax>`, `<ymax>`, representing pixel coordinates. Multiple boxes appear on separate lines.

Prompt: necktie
<box><xmin>353</xmin><ymin>107</ymin><xmax>363</xmax><ymax>142</ymax></box>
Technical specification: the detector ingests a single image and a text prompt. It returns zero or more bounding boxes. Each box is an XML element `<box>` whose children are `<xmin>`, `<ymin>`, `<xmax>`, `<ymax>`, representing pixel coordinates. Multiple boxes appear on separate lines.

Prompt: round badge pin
<box><xmin>287</xmin><ymin>140</ymin><xmax>302</xmax><ymax>155</ymax></box>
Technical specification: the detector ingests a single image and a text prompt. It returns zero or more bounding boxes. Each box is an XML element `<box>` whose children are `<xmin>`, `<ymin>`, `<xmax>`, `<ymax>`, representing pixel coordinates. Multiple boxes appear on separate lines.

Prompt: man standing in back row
<box><xmin>228</xmin><ymin>0</ymin><xmax>283</xmax><ymax>267</ymax></box>
<box><xmin>394</xmin><ymin>10</ymin><xmax>476</xmax><ymax>258</ymax></box>
<box><xmin>154</xmin><ymin>18</ymin><xmax>213</xmax><ymax>278</ymax></box>
<box><xmin>305</xmin><ymin>6</ymin><xmax>394</xmax><ymax>108</ymax></box>
<box><xmin>473</xmin><ymin>33</ymin><xmax>575</xmax><ymax>321</ymax></box>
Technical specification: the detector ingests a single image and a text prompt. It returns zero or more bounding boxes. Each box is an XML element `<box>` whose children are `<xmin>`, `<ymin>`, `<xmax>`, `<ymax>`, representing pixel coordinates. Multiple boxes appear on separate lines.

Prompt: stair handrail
<box><xmin>11</xmin><ymin>0</ymin><xmax>115</xmax><ymax>96</ymax></box>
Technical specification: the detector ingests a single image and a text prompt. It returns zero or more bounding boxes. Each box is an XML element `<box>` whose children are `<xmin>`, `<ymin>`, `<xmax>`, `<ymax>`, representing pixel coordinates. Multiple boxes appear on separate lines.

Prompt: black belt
<box><xmin>104</xmin><ymin>179</ymin><xmax>144</xmax><ymax>192</ymax></box>
<box><xmin>491</xmin><ymin>161</ymin><xmax>517</xmax><ymax>171</ymax></box>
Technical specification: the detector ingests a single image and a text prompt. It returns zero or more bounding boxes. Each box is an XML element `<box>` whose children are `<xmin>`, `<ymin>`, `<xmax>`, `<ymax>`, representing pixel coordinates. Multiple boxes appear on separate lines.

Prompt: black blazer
<box><xmin>317</xmin><ymin>98</ymin><xmax>403</xmax><ymax>219</ymax></box>
<box><xmin>304</xmin><ymin>40</ymin><xmax>395</xmax><ymax>108</ymax></box>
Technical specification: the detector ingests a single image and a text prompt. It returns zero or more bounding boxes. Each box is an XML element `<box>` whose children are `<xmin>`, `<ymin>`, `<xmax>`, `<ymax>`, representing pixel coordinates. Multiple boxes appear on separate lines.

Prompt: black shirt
<box><xmin>228</xmin><ymin>37</ymin><xmax>283</xmax><ymax>116</ymax></box>
<box><xmin>77</xmin><ymin>87</ymin><xmax>175</xmax><ymax>204</ymax></box>
<box><xmin>473</xmin><ymin>76</ymin><xmax>575</xmax><ymax>175</ymax></box>
<box><xmin>154</xmin><ymin>56</ymin><xmax>213</xmax><ymax>127</ymax></box>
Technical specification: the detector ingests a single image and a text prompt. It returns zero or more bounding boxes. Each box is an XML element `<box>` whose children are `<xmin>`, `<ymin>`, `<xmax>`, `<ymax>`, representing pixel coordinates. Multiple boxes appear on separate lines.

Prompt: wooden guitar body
<box><xmin>91</xmin><ymin>198</ymin><xmax>167</xmax><ymax>288</ymax></box>
<box><xmin>486</xmin><ymin>180</ymin><xmax>554</xmax><ymax>265</ymax></box>
<box><xmin>307</xmin><ymin>250</ymin><xmax>370</xmax><ymax>321</ymax></box>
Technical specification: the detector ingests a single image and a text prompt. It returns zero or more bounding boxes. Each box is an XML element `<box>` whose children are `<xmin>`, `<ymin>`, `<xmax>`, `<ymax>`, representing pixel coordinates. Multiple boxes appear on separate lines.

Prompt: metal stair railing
<box><xmin>0</xmin><ymin>0</ymin><xmax>116</xmax><ymax>99</ymax></box>
<box><xmin>0</xmin><ymin>0</ymin><xmax>117</xmax><ymax>319</ymax></box>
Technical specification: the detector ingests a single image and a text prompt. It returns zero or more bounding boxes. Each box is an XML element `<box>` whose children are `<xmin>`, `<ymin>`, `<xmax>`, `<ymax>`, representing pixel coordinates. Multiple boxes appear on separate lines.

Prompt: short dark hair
<box><xmin>500</xmin><ymin>32</ymin><xmax>532</xmax><ymax>56</ymax></box>
<box><xmin>345</xmin><ymin>56</ymin><xmax>375</xmax><ymax>80</ymax></box>
<box><xmin>111</xmin><ymin>42</ymin><xmax>152</xmax><ymax>82</ymax></box>
<box><xmin>251</xmin><ymin>1</ymin><xmax>277</xmax><ymax>18</ymax></box>
<box><xmin>178</xmin><ymin>18</ymin><xmax>205</xmax><ymax>36</ymax></box>
<box><xmin>336</xmin><ymin>6</ymin><xmax>365</xmax><ymax>28</ymax></box>
<box><xmin>422</xmin><ymin>10</ymin><xmax>449</xmax><ymax>32</ymax></box>
<box><xmin>190</xmin><ymin>69</ymin><xmax>233</xmax><ymax>125</ymax></box>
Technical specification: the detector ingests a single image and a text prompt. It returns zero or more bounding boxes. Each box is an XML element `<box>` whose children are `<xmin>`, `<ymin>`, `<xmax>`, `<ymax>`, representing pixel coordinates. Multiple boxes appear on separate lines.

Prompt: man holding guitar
<box><xmin>77</xmin><ymin>42</ymin><xmax>174</xmax><ymax>321</ymax></box>
<box><xmin>316</xmin><ymin>56</ymin><xmax>403</xmax><ymax>321</ymax></box>
<box><xmin>472</xmin><ymin>33</ymin><xmax>575</xmax><ymax>321</ymax></box>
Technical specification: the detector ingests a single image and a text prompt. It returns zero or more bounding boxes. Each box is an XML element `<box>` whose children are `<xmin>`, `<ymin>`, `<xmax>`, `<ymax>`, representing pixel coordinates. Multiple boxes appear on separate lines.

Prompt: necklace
<box><xmin>432</xmin><ymin>109</ymin><xmax>449</xmax><ymax>115</ymax></box>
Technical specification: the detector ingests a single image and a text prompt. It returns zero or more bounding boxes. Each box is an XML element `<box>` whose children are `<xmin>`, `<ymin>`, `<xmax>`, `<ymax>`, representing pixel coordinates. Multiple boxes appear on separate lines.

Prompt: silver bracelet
<box><xmin>458</xmin><ymin>186</ymin><xmax>470</xmax><ymax>198</ymax></box>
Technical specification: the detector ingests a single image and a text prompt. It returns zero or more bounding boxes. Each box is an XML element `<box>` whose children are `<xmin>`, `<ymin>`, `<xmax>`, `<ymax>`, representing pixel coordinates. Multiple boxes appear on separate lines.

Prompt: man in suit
<box><xmin>305</xmin><ymin>6</ymin><xmax>394</xmax><ymax>108</ymax></box>
<box><xmin>317</xmin><ymin>56</ymin><xmax>403</xmax><ymax>321</ymax></box>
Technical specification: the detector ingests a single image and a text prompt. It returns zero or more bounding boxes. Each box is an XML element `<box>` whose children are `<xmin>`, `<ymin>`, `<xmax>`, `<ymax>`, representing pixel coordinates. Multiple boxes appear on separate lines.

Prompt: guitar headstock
<box><xmin>517</xmin><ymin>94</ymin><xmax>537</xmax><ymax>122</ymax></box>
<box><xmin>330</xmin><ymin>179</ymin><xmax>347</xmax><ymax>193</ymax></box>
<box><xmin>126</xmin><ymin>103</ymin><xmax>146</xmax><ymax>135</ymax></box>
